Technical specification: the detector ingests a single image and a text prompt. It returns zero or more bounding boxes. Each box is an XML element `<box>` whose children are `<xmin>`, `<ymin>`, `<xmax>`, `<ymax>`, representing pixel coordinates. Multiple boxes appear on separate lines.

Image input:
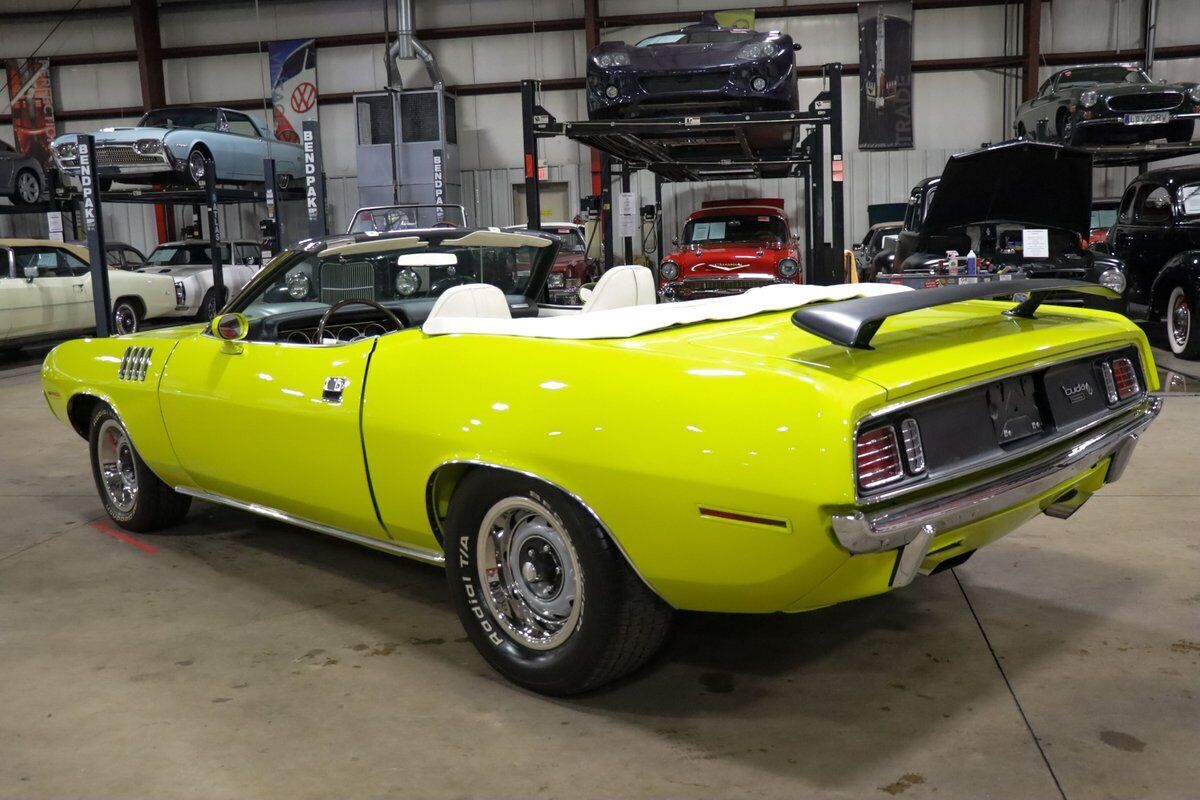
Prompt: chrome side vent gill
<box><xmin>118</xmin><ymin>346</ymin><xmax>153</xmax><ymax>382</ymax></box>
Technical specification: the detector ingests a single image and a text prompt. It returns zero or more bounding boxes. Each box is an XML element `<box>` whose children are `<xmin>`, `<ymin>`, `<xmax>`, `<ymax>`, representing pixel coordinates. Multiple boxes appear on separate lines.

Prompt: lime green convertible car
<box><xmin>42</xmin><ymin>228</ymin><xmax>1161</xmax><ymax>694</ymax></box>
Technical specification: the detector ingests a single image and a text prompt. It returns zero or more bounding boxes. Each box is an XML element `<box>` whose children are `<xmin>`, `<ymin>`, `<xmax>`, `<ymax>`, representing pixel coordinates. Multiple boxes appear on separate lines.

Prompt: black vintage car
<box><xmin>586</xmin><ymin>23</ymin><xmax>799</xmax><ymax>120</ymax></box>
<box><xmin>1104</xmin><ymin>166</ymin><xmax>1200</xmax><ymax>357</ymax></box>
<box><xmin>1014</xmin><ymin>64</ymin><xmax>1200</xmax><ymax>145</ymax></box>
<box><xmin>889</xmin><ymin>141</ymin><xmax>1127</xmax><ymax>309</ymax></box>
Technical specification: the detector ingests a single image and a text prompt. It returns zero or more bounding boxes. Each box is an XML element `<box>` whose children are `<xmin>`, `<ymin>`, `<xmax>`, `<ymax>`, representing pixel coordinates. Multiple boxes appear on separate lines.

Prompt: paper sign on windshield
<box><xmin>1023</xmin><ymin>228</ymin><xmax>1049</xmax><ymax>259</ymax></box>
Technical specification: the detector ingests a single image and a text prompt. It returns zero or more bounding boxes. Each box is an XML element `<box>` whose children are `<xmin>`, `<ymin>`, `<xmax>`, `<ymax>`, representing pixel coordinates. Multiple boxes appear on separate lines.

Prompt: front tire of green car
<box><xmin>89</xmin><ymin>404</ymin><xmax>191</xmax><ymax>532</ymax></box>
<box><xmin>444</xmin><ymin>470</ymin><xmax>671</xmax><ymax>695</ymax></box>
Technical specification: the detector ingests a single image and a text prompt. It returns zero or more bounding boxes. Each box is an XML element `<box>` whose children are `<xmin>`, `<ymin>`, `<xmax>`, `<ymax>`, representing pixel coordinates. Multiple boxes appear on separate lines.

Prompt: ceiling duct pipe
<box><xmin>386</xmin><ymin>0</ymin><xmax>443</xmax><ymax>89</ymax></box>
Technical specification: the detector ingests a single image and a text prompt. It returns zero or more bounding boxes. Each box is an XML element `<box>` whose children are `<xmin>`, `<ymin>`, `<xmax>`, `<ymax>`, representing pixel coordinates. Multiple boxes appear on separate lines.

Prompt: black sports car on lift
<box><xmin>586</xmin><ymin>23</ymin><xmax>800</xmax><ymax>119</ymax></box>
<box><xmin>888</xmin><ymin>140</ymin><xmax>1128</xmax><ymax>311</ymax></box>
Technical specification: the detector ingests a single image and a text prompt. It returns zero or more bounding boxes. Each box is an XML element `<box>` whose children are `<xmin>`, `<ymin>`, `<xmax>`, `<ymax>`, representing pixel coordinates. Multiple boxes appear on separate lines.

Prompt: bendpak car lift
<box><xmin>54</xmin><ymin>131</ymin><xmax>327</xmax><ymax>336</ymax></box>
<box><xmin>519</xmin><ymin>63</ymin><xmax>847</xmax><ymax>285</ymax></box>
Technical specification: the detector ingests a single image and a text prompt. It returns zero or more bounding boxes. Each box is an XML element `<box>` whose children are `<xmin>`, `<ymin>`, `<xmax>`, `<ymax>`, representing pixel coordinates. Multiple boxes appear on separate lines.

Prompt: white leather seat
<box><xmin>580</xmin><ymin>265</ymin><xmax>657</xmax><ymax>314</ymax></box>
<box><xmin>424</xmin><ymin>283</ymin><xmax>512</xmax><ymax>324</ymax></box>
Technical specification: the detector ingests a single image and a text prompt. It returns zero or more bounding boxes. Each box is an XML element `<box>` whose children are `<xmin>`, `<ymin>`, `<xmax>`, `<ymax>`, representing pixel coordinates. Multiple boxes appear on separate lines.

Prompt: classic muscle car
<box><xmin>587</xmin><ymin>23</ymin><xmax>800</xmax><ymax>119</ymax></box>
<box><xmin>1105</xmin><ymin>165</ymin><xmax>1200</xmax><ymax>358</ymax></box>
<box><xmin>138</xmin><ymin>239</ymin><xmax>263</xmax><ymax>320</ymax></box>
<box><xmin>1</xmin><ymin>238</ymin><xmax>174</xmax><ymax>348</ymax></box>
<box><xmin>890</xmin><ymin>141</ymin><xmax>1127</xmax><ymax>309</ymax></box>
<box><xmin>1014</xmin><ymin>64</ymin><xmax>1200</xmax><ymax>145</ymax></box>
<box><xmin>659</xmin><ymin>199</ymin><xmax>801</xmax><ymax>300</ymax></box>
<box><xmin>51</xmin><ymin>106</ymin><xmax>304</xmax><ymax>190</ymax></box>
<box><xmin>503</xmin><ymin>223</ymin><xmax>594</xmax><ymax>305</ymax></box>
<box><xmin>0</xmin><ymin>139</ymin><xmax>45</xmax><ymax>205</ymax></box>
<box><xmin>42</xmin><ymin>226</ymin><xmax>1161</xmax><ymax>695</ymax></box>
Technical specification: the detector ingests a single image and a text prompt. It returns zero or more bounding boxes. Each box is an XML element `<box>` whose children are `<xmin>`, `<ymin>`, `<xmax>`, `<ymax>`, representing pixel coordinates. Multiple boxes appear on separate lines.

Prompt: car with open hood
<box><xmin>586</xmin><ymin>23</ymin><xmax>800</xmax><ymax>119</ymax></box>
<box><xmin>889</xmin><ymin>141</ymin><xmax>1127</xmax><ymax>310</ymax></box>
<box><xmin>39</xmin><ymin>214</ymin><xmax>1160</xmax><ymax>693</ymax></box>
<box><xmin>1014</xmin><ymin>63</ymin><xmax>1200</xmax><ymax>145</ymax></box>
<box><xmin>51</xmin><ymin>106</ymin><xmax>304</xmax><ymax>190</ymax></box>
<box><xmin>659</xmin><ymin>199</ymin><xmax>801</xmax><ymax>300</ymax></box>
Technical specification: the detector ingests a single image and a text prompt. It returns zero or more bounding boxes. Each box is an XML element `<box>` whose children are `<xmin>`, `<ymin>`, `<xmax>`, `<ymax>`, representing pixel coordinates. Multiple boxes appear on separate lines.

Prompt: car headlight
<box><xmin>597</xmin><ymin>51</ymin><xmax>629</xmax><ymax>68</ymax></box>
<box><xmin>286</xmin><ymin>271</ymin><xmax>311</xmax><ymax>299</ymax></box>
<box><xmin>659</xmin><ymin>260</ymin><xmax>680</xmax><ymax>281</ymax></box>
<box><xmin>1080</xmin><ymin>90</ymin><xmax>1099</xmax><ymax>108</ymax></box>
<box><xmin>547</xmin><ymin>272</ymin><xmax>566</xmax><ymax>289</ymax></box>
<box><xmin>777</xmin><ymin>258</ymin><xmax>800</xmax><ymax>278</ymax></box>
<box><xmin>738</xmin><ymin>40</ymin><xmax>780</xmax><ymax>60</ymax></box>
<box><xmin>1099</xmin><ymin>267</ymin><xmax>1126</xmax><ymax>295</ymax></box>
<box><xmin>1188</xmin><ymin>86</ymin><xmax>1200</xmax><ymax>103</ymax></box>
<box><xmin>133</xmin><ymin>138</ymin><xmax>164</xmax><ymax>155</ymax></box>
<box><xmin>395</xmin><ymin>269</ymin><xmax>421</xmax><ymax>296</ymax></box>
<box><xmin>54</xmin><ymin>141</ymin><xmax>78</xmax><ymax>158</ymax></box>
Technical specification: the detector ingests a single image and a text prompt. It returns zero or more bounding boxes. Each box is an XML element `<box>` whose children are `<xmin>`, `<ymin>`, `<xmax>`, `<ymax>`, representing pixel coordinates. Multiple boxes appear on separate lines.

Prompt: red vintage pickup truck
<box><xmin>658</xmin><ymin>199</ymin><xmax>802</xmax><ymax>301</ymax></box>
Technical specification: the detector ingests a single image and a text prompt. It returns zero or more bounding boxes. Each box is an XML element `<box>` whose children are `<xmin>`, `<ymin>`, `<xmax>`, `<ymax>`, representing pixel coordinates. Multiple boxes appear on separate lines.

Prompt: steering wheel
<box><xmin>314</xmin><ymin>299</ymin><xmax>404</xmax><ymax>343</ymax></box>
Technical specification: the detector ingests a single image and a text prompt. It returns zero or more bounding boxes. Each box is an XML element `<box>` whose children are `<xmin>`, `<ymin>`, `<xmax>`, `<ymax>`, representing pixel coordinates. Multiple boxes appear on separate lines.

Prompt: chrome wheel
<box><xmin>113</xmin><ymin>302</ymin><xmax>138</xmax><ymax>334</ymax></box>
<box><xmin>96</xmin><ymin>419</ymin><xmax>137</xmax><ymax>515</ymax></box>
<box><xmin>188</xmin><ymin>151</ymin><xmax>207</xmax><ymax>184</ymax></box>
<box><xmin>476</xmin><ymin>496</ymin><xmax>583</xmax><ymax>651</ymax></box>
<box><xmin>1169</xmin><ymin>286</ymin><xmax>1191</xmax><ymax>351</ymax></box>
<box><xmin>16</xmin><ymin>171</ymin><xmax>40</xmax><ymax>203</ymax></box>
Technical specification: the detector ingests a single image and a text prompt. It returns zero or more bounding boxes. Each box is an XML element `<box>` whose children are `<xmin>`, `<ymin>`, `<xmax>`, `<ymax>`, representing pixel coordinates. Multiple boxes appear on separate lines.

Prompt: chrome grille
<box><xmin>680</xmin><ymin>277</ymin><xmax>775</xmax><ymax>293</ymax></box>
<box><xmin>320</xmin><ymin>261</ymin><xmax>376</xmax><ymax>305</ymax></box>
<box><xmin>1107</xmin><ymin>92</ymin><xmax>1182</xmax><ymax>113</ymax></box>
<box><xmin>96</xmin><ymin>145</ymin><xmax>165</xmax><ymax>167</ymax></box>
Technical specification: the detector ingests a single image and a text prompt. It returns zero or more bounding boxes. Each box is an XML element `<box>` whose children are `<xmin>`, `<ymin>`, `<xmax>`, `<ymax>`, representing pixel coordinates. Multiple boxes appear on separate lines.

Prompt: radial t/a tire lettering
<box><xmin>444</xmin><ymin>469</ymin><xmax>671</xmax><ymax>695</ymax></box>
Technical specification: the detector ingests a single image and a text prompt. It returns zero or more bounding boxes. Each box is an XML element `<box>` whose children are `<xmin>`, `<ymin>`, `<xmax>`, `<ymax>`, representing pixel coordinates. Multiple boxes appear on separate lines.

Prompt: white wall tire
<box><xmin>1166</xmin><ymin>285</ymin><xmax>1200</xmax><ymax>359</ymax></box>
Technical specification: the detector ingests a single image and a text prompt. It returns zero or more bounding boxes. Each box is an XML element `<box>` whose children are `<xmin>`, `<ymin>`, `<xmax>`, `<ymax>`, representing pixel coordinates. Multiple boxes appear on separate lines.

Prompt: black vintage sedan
<box><xmin>888</xmin><ymin>141</ymin><xmax>1128</xmax><ymax>310</ymax></box>
<box><xmin>1104</xmin><ymin>166</ymin><xmax>1200</xmax><ymax>358</ymax></box>
<box><xmin>586</xmin><ymin>24</ymin><xmax>799</xmax><ymax>119</ymax></box>
<box><xmin>1014</xmin><ymin>64</ymin><xmax>1200</xmax><ymax>145</ymax></box>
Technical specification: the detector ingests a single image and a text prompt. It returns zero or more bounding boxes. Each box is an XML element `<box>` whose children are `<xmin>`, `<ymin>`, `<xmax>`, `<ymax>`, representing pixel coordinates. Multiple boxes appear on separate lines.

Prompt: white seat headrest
<box><xmin>425</xmin><ymin>283</ymin><xmax>512</xmax><ymax>324</ymax></box>
<box><xmin>581</xmin><ymin>265</ymin><xmax>656</xmax><ymax>314</ymax></box>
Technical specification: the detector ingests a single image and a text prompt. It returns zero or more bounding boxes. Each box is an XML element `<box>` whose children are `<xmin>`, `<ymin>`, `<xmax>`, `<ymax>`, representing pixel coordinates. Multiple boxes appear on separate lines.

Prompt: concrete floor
<box><xmin>1</xmin><ymin>345</ymin><xmax>1198</xmax><ymax>800</ymax></box>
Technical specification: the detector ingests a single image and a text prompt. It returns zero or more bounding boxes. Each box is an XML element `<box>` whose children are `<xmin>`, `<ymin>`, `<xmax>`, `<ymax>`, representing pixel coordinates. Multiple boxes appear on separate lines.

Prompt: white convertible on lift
<box><xmin>0</xmin><ymin>238</ymin><xmax>175</xmax><ymax>349</ymax></box>
<box><xmin>137</xmin><ymin>239</ymin><xmax>264</xmax><ymax>320</ymax></box>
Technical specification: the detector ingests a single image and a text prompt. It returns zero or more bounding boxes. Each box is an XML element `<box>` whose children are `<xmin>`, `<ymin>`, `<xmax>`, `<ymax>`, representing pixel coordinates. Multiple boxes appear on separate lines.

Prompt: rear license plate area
<box><xmin>1123</xmin><ymin>112</ymin><xmax>1170</xmax><ymax>125</ymax></box>
<box><xmin>1043</xmin><ymin>359</ymin><xmax>1110</xmax><ymax>429</ymax></box>
<box><xmin>985</xmin><ymin>375</ymin><xmax>1044</xmax><ymax>445</ymax></box>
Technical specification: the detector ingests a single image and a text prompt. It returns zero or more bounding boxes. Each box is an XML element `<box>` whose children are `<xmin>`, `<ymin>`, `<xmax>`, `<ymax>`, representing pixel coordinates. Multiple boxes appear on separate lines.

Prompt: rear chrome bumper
<box><xmin>831</xmin><ymin>396</ymin><xmax>1162</xmax><ymax>572</ymax></box>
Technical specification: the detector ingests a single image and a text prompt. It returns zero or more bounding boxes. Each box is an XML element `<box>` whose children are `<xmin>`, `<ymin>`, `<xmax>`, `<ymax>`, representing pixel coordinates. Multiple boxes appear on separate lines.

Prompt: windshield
<box><xmin>636</xmin><ymin>28</ymin><xmax>753</xmax><ymax>47</ymax></box>
<box><xmin>1056</xmin><ymin>66</ymin><xmax>1151</xmax><ymax>88</ymax></box>
<box><xmin>146</xmin><ymin>243</ymin><xmax>229</xmax><ymax>265</ymax></box>
<box><xmin>348</xmin><ymin>206</ymin><xmax>467</xmax><ymax>233</ymax></box>
<box><xmin>684</xmin><ymin>214</ymin><xmax>786</xmax><ymax>245</ymax></box>
<box><xmin>139</xmin><ymin>108</ymin><xmax>221</xmax><ymax>130</ymax></box>
<box><xmin>237</xmin><ymin>231</ymin><xmax>552</xmax><ymax>319</ymax></box>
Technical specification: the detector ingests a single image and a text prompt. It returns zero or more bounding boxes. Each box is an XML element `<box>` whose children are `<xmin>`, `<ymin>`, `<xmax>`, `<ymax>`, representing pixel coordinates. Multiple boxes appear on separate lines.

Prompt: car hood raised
<box><xmin>923</xmin><ymin>141</ymin><xmax>1091</xmax><ymax>237</ymax></box>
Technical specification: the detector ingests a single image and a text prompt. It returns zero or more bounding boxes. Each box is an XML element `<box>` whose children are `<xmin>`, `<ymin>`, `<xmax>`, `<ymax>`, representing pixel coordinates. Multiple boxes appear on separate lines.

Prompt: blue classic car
<box><xmin>52</xmin><ymin>106</ymin><xmax>305</xmax><ymax>190</ymax></box>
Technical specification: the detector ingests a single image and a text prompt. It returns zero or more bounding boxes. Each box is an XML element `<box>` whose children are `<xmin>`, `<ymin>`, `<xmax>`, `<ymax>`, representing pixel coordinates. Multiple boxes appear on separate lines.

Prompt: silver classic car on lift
<box><xmin>51</xmin><ymin>106</ymin><xmax>304</xmax><ymax>191</ymax></box>
<box><xmin>1014</xmin><ymin>64</ymin><xmax>1200</xmax><ymax>145</ymax></box>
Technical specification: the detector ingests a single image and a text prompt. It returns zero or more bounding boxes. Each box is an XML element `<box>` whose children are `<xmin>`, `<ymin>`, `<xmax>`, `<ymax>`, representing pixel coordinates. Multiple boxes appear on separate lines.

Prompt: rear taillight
<box><xmin>899</xmin><ymin>418</ymin><xmax>926</xmax><ymax>473</ymax></box>
<box><xmin>1111</xmin><ymin>357</ymin><xmax>1140</xmax><ymax>400</ymax></box>
<box><xmin>856</xmin><ymin>425</ymin><xmax>903</xmax><ymax>489</ymax></box>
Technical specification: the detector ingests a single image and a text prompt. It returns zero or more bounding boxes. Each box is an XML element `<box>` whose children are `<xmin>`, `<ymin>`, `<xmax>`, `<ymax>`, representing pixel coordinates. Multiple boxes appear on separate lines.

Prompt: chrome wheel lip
<box><xmin>17</xmin><ymin>172</ymin><xmax>39</xmax><ymax>202</ymax></box>
<box><xmin>97</xmin><ymin>418</ymin><xmax>137</xmax><ymax>514</ymax></box>
<box><xmin>476</xmin><ymin>496</ymin><xmax>583</xmax><ymax>651</ymax></box>
<box><xmin>1171</xmin><ymin>291</ymin><xmax>1190</xmax><ymax>349</ymax></box>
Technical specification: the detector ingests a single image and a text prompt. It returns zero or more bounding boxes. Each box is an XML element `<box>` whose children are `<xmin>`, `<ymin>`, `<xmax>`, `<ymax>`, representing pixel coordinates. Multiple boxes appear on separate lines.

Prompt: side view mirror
<box><xmin>671</xmin><ymin>237</ymin><xmax>679</xmax><ymax>247</ymax></box>
<box><xmin>792</xmin><ymin>43</ymin><xmax>802</xmax><ymax>52</ymax></box>
<box><xmin>211</xmin><ymin>312</ymin><xmax>249</xmax><ymax>342</ymax></box>
<box><xmin>23</xmin><ymin>266</ymin><xmax>37</xmax><ymax>282</ymax></box>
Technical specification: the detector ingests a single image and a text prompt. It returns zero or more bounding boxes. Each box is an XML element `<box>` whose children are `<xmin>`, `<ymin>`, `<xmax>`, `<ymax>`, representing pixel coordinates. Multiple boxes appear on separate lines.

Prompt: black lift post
<box><xmin>77</xmin><ymin>134</ymin><xmax>112</xmax><ymax>337</ymax></box>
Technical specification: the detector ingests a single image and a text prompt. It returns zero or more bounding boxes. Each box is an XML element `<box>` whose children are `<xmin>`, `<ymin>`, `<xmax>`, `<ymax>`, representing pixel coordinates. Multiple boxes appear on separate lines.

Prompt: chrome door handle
<box><xmin>322</xmin><ymin>376</ymin><xmax>349</xmax><ymax>403</ymax></box>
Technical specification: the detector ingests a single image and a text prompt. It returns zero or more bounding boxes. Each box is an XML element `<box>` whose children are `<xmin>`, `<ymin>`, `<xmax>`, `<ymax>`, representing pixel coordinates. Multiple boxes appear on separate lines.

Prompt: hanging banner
<box><xmin>858</xmin><ymin>1</ymin><xmax>913</xmax><ymax>150</ymax></box>
<box><xmin>268</xmin><ymin>38</ymin><xmax>318</xmax><ymax>144</ymax></box>
<box><xmin>5</xmin><ymin>58</ymin><xmax>57</xmax><ymax>167</ymax></box>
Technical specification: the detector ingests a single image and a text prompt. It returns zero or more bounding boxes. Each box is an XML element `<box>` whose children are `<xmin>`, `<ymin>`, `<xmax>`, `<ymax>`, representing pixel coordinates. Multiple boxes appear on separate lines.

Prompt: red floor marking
<box><xmin>88</xmin><ymin>520</ymin><xmax>159</xmax><ymax>555</ymax></box>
